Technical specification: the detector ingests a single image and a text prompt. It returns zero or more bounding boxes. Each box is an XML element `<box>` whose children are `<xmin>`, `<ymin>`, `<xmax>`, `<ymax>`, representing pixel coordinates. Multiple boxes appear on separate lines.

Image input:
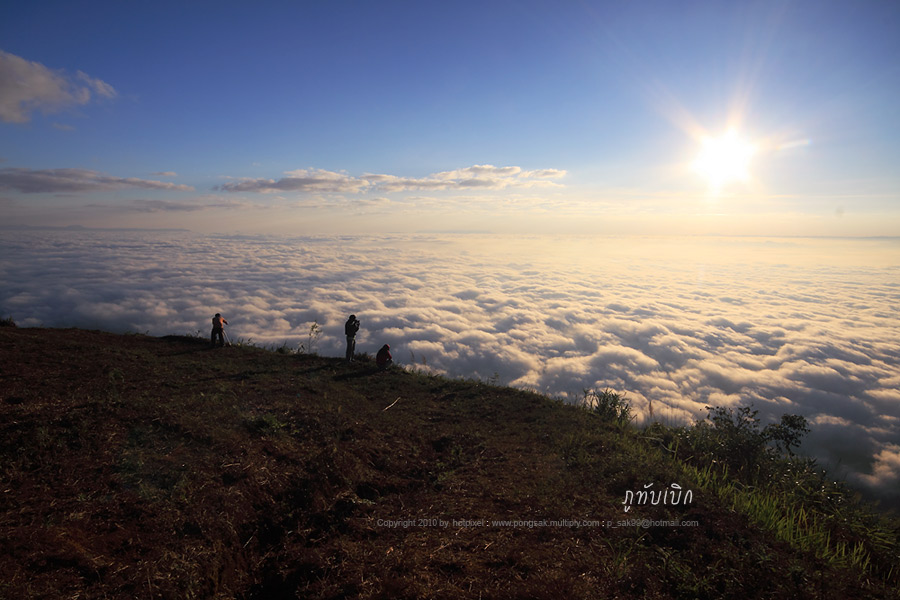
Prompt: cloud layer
<box><xmin>1</xmin><ymin>231</ymin><xmax>898</xmax><ymax>505</ymax></box>
<box><xmin>0</xmin><ymin>50</ymin><xmax>116</xmax><ymax>123</ymax></box>
<box><xmin>215</xmin><ymin>165</ymin><xmax>566</xmax><ymax>194</ymax></box>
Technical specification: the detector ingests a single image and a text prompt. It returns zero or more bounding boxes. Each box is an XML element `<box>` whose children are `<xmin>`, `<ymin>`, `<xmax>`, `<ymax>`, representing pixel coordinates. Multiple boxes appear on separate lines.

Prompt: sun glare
<box><xmin>692</xmin><ymin>130</ymin><xmax>756</xmax><ymax>190</ymax></box>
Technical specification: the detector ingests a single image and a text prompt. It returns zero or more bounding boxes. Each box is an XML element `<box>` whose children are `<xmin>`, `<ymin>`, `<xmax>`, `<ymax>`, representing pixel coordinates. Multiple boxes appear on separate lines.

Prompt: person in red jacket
<box><xmin>376</xmin><ymin>344</ymin><xmax>392</xmax><ymax>370</ymax></box>
<box><xmin>211</xmin><ymin>313</ymin><xmax>228</xmax><ymax>347</ymax></box>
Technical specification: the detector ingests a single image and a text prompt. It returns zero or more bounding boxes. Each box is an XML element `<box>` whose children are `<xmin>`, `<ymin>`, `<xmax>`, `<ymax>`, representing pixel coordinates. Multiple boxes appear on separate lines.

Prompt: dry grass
<box><xmin>0</xmin><ymin>327</ymin><xmax>897</xmax><ymax>599</ymax></box>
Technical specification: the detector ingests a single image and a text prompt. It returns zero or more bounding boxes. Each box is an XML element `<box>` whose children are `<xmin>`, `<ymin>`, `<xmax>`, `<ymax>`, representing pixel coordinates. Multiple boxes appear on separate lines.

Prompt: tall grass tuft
<box><xmin>582</xmin><ymin>388</ymin><xmax>633</xmax><ymax>426</ymax></box>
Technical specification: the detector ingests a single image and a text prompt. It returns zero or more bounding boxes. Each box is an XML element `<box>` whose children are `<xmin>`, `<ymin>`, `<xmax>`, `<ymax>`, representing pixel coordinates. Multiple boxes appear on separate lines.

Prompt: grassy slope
<box><xmin>0</xmin><ymin>327</ymin><xmax>897</xmax><ymax>599</ymax></box>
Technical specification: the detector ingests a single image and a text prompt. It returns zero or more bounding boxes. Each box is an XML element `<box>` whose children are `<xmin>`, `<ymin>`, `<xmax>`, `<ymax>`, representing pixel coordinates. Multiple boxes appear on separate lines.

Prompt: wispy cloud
<box><xmin>125</xmin><ymin>199</ymin><xmax>245</xmax><ymax>213</ymax></box>
<box><xmin>215</xmin><ymin>165</ymin><xmax>566</xmax><ymax>194</ymax></box>
<box><xmin>77</xmin><ymin>195</ymin><xmax>261</xmax><ymax>215</ymax></box>
<box><xmin>216</xmin><ymin>168</ymin><xmax>368</xmax><ymax>194</ymax></box>
<box><xmin>0</xmin><ymin>168</ymin><xmax>194</xmax><ymax>194</ymax></box>
<box><xmin>1</xmin><ymin>232</ymin><xmax>897</xmax><ymax>505</ymax></box>
<box><xmin>365</xmin><ymin>165</ymin><xmax>567</xmax><ymax>192</ymax></box>
<box><xmin>0</xmin><ymin>50</ymin><xmax>116</xmax><ymax>123</ymax></box>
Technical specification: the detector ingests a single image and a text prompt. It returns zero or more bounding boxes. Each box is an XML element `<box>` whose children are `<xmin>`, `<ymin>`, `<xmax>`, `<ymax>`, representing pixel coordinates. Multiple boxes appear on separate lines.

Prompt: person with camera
<box><xmin>344</xmin><ymin>314</ymin><xmax>360</xmax><ymax>362</ymax></box>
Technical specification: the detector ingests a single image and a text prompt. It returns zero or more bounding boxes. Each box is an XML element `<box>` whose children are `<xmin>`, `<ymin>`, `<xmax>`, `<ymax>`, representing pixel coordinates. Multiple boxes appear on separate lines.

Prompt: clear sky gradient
<box><xmin>2</xmin><ymin>0</ymin><xmax>898</xmax><ymax>235</ymax></box>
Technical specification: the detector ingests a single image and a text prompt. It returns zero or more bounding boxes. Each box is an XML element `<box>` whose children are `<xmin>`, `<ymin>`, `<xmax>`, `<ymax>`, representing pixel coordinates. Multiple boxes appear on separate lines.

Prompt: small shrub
<box><xmin>767</xmin><ymin>414</ymin><xmax>811</xmax><ymax>455</ymax></box>
<box><xmin>0</xmin><ymin>316</ymin><xmax>16</xmax><ymax>327</ymax></box>
<box><xmin>677</xmin><ymin>405</ymin><xmax>810</xmax><ymax>484</ymax></box>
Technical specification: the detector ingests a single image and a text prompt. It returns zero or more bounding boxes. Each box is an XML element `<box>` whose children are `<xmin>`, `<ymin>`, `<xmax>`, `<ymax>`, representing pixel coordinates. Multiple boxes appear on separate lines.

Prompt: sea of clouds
<box><xmin>2</xmin><ymin>230</ymin><xmax>898</xmax><ymax>506</ymax></box>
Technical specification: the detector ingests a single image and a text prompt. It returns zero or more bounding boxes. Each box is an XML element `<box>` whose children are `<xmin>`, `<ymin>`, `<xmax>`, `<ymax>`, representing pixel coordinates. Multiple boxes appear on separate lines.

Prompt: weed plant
<box><xmin>297</xmin><ymin>320</ymin><xmax>321</xmax><ymax>355</ymax></box>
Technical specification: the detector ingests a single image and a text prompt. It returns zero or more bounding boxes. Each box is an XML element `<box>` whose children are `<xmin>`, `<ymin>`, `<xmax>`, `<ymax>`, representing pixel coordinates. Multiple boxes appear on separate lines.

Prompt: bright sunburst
<box><xmin>692</xmin><ymin>130</ymin><xmax>756</xmax><ymax>190</ymax></box>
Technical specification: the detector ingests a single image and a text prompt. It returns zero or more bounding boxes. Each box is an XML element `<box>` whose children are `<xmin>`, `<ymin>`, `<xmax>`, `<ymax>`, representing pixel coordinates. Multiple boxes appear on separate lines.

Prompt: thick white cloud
<box><xmin>0</xmin><ymin>51</ymin><xmax>116</xmax><ymax>123</ymax></box>
<box><xmin>1</xmin><ymin>231</ymin><xmax>898</xmax><ymax>505</ymax></box>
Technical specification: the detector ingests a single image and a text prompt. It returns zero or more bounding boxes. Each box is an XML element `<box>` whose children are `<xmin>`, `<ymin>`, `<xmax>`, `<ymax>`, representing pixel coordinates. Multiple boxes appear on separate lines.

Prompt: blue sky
<box><xmin>2</xmin><ymin>0</ymin><xmax>898</xmax><ymax>234</ymax></box>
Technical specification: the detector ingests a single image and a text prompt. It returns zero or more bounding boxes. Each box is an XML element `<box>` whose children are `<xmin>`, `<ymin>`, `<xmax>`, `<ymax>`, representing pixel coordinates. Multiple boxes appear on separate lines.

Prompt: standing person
<box><xmin>344</xmin><ymin>314</ymin><xmax>360</xmax><ymax>362</ymax></box>
<box><xmin>376</xmin><ymin>344</ymin><xmax>392</xmax><ymax>370</ymax></box>
<box><xmin>211</xmin><ymin>313</ymin><xmax>228</xmax><ymax>347</ymax></box>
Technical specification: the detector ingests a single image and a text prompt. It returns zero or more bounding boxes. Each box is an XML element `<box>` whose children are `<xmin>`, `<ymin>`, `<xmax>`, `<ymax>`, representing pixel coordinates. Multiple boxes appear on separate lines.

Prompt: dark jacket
<box><xmin>376</xmin><ymin>345</ymin><xmax>392</xmax><ymax>368</ymax></box>
<box><xmin>345</xmin><ymin>317</ymin><xmax>360</xmax><ymax>337</ymax></box>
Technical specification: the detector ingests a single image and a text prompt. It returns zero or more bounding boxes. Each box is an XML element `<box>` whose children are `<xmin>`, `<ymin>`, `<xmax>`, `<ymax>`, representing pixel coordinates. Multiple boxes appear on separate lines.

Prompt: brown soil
<box><xmin>0</xmin><ymin>327</ymin><xmax>896</xmax><ymax>599</ymax></box>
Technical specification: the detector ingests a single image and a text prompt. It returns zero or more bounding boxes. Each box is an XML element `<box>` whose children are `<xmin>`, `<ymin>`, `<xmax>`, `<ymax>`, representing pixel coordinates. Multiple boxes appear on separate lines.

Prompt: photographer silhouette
<box><xmin>345</xmin><ymin>314</ymin><xmax>360</xmax><ymax>362</ymax></box>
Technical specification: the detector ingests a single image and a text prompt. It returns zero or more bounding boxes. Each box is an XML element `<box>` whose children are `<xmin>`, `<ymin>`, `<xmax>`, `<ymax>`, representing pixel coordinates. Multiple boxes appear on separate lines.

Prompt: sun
<box><xmin>692</xmin><ymin>130</ymin><xmax>756</xmax><ymax>190</ymax></box>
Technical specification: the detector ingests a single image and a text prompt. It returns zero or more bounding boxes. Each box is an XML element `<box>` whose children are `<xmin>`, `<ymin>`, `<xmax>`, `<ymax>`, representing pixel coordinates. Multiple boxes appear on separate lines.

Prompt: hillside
<box><xmin>1</xmin><ymin>327</ymin><xmax>898</xmax><ymax>599</ymax></box>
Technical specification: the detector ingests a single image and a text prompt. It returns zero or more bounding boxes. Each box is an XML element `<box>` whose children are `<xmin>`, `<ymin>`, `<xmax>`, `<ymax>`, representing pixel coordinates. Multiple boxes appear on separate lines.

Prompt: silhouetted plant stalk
<box><xmin>297</xmin><ymin>320</ymin><xmax>321</xmax><ymax>355</ymax></box>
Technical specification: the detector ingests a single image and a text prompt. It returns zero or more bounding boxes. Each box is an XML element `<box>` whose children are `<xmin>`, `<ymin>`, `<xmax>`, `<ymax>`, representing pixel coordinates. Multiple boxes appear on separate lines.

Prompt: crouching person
<box><xmin>376</xmin><ymin>344</ymin><xmax>393</xmax><ymax>370</ymax></box>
